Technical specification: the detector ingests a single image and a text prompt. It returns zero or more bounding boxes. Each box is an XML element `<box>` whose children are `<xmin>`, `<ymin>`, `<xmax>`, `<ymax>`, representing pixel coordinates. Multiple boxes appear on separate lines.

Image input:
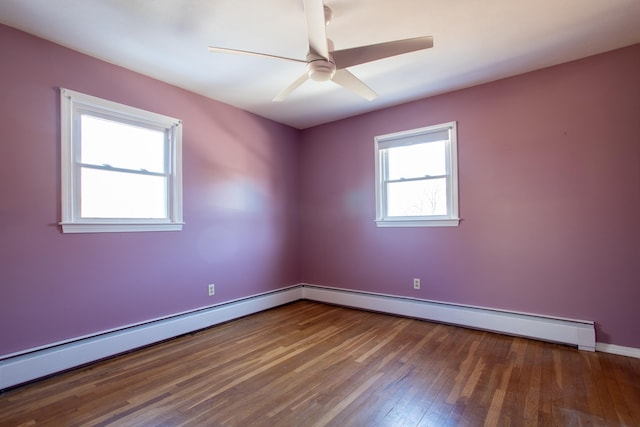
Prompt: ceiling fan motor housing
<box><xmin>306</xmin><ymin>54</ymin><xmax>336</xmax><ymax>82</ymax></box>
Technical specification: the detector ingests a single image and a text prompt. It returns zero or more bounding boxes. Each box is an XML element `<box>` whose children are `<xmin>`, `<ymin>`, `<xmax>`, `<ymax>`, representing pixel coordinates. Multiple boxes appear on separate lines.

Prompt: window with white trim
<box><xmin>375</xmin><ymin>121</ymin><xmax>460</xmax><ymax>227</ymax></box>
<box><xmin>60</xmin><ymin>88</ymin><xmax>183</xmax><ymax>233</ymax></box>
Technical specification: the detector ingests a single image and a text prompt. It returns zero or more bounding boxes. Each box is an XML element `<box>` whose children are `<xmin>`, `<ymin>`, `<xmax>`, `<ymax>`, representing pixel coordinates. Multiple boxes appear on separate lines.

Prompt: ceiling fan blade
<box><xmin>331</xmin><ymin>69</ymin><xmax>377</xmax><ymax>101</ymax></box>
<box><xmin>332</xmin><ymin>36</ymin><xmax>433</xmax><ymax>69</ymax></box>
<box><xmin>273</xmin><ymin>73</ymin><xmax>309</xmax><ymax>101</ymax></box>
<box><xmin>208</xmin><ymin>46</ymin><xmax>306</xmax><ymax>64</ymax></box>
<box><xmin>303</xmin><ymin>0</ymin><xmax>329</xmax><ymax>58</ymax></box>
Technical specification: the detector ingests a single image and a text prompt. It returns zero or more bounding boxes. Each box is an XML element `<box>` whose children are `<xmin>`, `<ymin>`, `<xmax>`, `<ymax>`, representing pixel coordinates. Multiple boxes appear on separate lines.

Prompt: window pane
<box><xmin>386</xmin><ymin>178</ymin><xmax>447</xmax><ymax>217</ymax></box>
<box><xmin>387</xmin><ymin>140</ymin><xmax>446</xmax><ymax>180</ymax></box>
<box><xmin>81</xmin><ymin>115</ymin><xmax>166</xmax><ymax>173</ymax></box>
<box><xmin>81</xmin><ymin>168</ymin><xmax>168</xmax><ymax>218</ymax></box>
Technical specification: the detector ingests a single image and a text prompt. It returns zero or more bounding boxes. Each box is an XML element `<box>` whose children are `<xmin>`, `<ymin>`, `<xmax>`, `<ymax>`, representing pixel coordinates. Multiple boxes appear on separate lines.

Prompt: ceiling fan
<box><xmin>208</xmin><ymin>0</ymin><xmax>433</xmax><ymax>101</ymax></box>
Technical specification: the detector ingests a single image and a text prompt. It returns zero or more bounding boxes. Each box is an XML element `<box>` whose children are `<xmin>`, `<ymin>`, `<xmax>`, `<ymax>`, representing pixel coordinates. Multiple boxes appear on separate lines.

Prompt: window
<box><xmin>60</xmin><ymin>88</ymin><xmax>183</xmax><ymax>233</ymax></box>
<box><xmin>375</xmin><ymin>121</ymin><xmax>459</xmax><ymax>227</ymax></box>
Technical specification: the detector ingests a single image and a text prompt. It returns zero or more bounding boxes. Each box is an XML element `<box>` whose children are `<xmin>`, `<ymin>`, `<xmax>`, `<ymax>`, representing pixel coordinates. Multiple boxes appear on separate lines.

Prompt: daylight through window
<box><xmin>375</xmin><ymin>121</ymin><xmax>459</xmax><ymax>227</ymax></box>
<box><xmin>60</xmin><ymin>88</ymin><xmax>183</xmax><ymax>233</ymax></box>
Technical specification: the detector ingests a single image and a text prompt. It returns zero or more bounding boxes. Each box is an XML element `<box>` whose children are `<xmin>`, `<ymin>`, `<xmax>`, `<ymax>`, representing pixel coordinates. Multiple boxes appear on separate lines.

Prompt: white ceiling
<box><xmin>1</xmin><ymin>0</ymin><xmax>639</xmax><ymax>129</ymax></box>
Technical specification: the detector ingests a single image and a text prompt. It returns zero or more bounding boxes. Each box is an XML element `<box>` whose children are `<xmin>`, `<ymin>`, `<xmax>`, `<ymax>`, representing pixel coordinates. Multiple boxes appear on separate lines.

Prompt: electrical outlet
<box><xmin>413</xmin><ymin>278</ymin><xmax>421</xmax><ymax>290</ymax></box>
<box><xmin>208</xmin><ymin>284</ymin><xmax>215</xmax><ymax>296</ymax></box>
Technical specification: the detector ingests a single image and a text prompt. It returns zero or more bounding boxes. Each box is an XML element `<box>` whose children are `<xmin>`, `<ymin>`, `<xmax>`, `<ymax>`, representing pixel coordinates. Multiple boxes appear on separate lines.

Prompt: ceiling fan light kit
<box><xmin>208</xmin><ymin>0</ymin><xmax>433</xmax><ymax>101</ymax></box>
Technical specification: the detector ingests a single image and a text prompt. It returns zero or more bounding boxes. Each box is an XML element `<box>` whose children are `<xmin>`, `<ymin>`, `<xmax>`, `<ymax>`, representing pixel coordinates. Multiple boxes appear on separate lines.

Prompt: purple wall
<box><xmin>0</xmin><ymin>25</ymin><xmax>301</xmax><ymax>356</ymax></box>
<box><xmin>300</xmin><ymin>44</ymin><xmax>640</xmax><ymax>348</ymax></box>
<box><xmin>1</xmin><ymin>22</ymin><xmax>638</xmax><ymax>355</ymax></box>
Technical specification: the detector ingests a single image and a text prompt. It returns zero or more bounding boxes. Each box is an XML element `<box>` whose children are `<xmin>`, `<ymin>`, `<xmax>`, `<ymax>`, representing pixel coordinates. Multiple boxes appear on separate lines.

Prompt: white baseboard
<box><xmin>596</xmin><ymin>343</ymin><xmax>640</xmax><ymax>359</ymax></box>
<box><xmin>301</xmin><ymin>284</ymin><xmax>596</xmax><ymax>351</ymax></box>
<box><xmin>0</xmin><ymin>286</ymin><xmax>302</xmax><ymax>390</ymax></box>
<box><xmin>3</xmin><ymin>283</ymin><xmax>637</xmax><ymax>390</ymax></box>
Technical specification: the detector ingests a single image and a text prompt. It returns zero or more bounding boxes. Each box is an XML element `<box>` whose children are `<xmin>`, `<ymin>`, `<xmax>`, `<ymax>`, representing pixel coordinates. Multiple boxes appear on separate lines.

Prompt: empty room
<box><xmin>1</xmin><ymin>0</ymin><xmax>639</xmax><ymax>425</ymax></box>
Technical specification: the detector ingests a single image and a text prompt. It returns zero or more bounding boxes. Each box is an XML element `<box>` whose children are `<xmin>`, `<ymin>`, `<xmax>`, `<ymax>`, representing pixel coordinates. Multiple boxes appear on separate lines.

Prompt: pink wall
<box><xmin>0</xmin><ymin>25</ymin><xmax>301</xmax><ymax>356</ymax></box>
<box><xmin>1</xmin><ymin>22</ymin><xmax>638</xmax><ymax>355</ymax></box>
<box><xmin>300</xmin><ymin>44</ymin><xmax>640</xmax><ymax>348</ymax></box>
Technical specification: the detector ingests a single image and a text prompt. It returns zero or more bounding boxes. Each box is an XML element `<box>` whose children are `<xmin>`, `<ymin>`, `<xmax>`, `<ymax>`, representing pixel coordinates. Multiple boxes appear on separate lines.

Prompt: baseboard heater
<box><xmin>300</xmin><ymin>285</ymin><xmax>596</xmax><ymax>352</ymax></box>
<box><xmin>0</xmin><ymin>284</ymin><xmax>596</xmax><ymax>390</ymax></box>
<box><xmin>0</xmin><ymin>286</ymin><xmax>303</xmax><ymax>390</ymax></box>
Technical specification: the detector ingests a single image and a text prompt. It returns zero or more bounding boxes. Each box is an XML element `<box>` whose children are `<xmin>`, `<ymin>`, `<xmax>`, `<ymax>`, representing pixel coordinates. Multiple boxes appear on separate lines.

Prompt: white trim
<box><xmin>0</xmin><ymin>286</ymin><xmax>302</xmax><ymax>390</ymax></box>
<box><xmin>300</xmin><ymin>284</ymin><xmax>596</xmax><ymax>351</ymax></box>
<box><xmin>375</xmin><ymin>218</ymin><xmax>460</xmax><ymax>227</ymax></box>
<box><xmin>6</xmin><ymin>284</ymin><xmax>639</xmax><ymax>390</ymax></box>
<box><xmin>59</xmin><ymin>88</ymin><xmax>183</xmax><ymax>233</ymax></box>
<box><xmin>596</xmin><ymin>343</ymin><xmax>640</xmax><ymax>359</ymax></box>
<box><xmin>60</xmin><ymin>222</ymin><xmax>184</xmax><ymax>233</ymax></box>
<box><xmin>374</xmin><ymin>121</ymin><xmax>460</xmax><ymax>227</ymax></box>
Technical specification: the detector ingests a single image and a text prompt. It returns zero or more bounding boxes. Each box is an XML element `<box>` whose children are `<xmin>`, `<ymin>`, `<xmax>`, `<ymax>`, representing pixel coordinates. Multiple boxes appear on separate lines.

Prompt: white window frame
<box><xmin>375</xmin><ymin>121</ymin><xmax>460</xmax><ymax>227</ymax></box>
<box><xmin>59</xmin><ymin>88</ymin><xmax>184</xmax><ymax>233</ymax></box>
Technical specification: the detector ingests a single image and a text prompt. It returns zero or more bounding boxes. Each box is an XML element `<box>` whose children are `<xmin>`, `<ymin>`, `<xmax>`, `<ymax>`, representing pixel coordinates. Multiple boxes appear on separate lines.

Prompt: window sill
<box><xmin>60</xmin><ymin>222</ymin><xmax>184</xmax><ymax>234</ymax></box>
<box><xmin>375</xmin><ymin>218</ymin><xmax>460</xmax><ymax>228</ymax></box>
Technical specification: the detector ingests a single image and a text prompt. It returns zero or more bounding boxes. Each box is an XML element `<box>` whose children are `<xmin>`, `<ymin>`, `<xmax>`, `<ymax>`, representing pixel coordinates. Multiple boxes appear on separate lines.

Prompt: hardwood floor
<box><xmin>1</xmin><ymin>301</ymin><xmax>639</xmax><ymax>426</ymax></box>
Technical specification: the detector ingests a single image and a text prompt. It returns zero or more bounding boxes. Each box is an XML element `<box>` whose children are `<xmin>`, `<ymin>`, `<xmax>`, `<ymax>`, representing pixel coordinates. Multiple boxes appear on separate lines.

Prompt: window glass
<box><xmin>386</xmin><ymin>177</ymin><xmax>447</xmax><ymax>217</ymax></box>
<box><xmin>60</xmin><ymin>88</ymin><xmax>183</xmax><ymax>233</ymax></box>
<box><xmin>80</xmin><ymin>115</ymin><xmax>166</xmax><ymax>173</ymax></box>
<box><xmin>80</xmin><ymin>169</ymin><xmax>168</xmax><ymax>219</ymax></box>
<box><xmin>386</xmin><ymin>140</ymin><xmax>446</xmax><ymax>180</ymax></box>
<box><xmin>375</xmin><ymin>121</ymin><xmax>459</xmax><ymax>227</ymax></box>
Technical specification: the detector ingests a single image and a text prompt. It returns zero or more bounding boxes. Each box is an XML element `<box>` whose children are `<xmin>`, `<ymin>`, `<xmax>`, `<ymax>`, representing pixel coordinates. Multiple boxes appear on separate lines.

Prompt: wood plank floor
<box><xmin>1</xmin><ymin>301</ymin><xmax>639</xmax><ymax>426</ymax></box>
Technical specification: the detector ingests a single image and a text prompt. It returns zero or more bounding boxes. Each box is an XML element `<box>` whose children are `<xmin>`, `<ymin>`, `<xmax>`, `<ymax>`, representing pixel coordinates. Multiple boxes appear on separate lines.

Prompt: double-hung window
<box><xmin>60</xmin><ymin>88</ymin><xmax>183</xmax><ymax>233</ymax></box>
<box><xmin>375</xmin><ymin>121</ymin><xmax>460</xmax><ymax>227</ymax></box>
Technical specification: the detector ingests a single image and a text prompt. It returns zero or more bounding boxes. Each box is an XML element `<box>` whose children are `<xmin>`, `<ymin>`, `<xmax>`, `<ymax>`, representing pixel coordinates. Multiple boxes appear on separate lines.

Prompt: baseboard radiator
<box><xmin>0</xmin><ymin>284</ymin><xmax>599</xmax><ymax>390</ymax></box>
<box><xmin>301</xmin><ymin>285</ymin><xmax>596</xmax><ymax>351</ymax></box>
<box><xmin>0</xmin><ymin>287</ymin><xmax>303</xmax><ymax>390</ymax></box>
